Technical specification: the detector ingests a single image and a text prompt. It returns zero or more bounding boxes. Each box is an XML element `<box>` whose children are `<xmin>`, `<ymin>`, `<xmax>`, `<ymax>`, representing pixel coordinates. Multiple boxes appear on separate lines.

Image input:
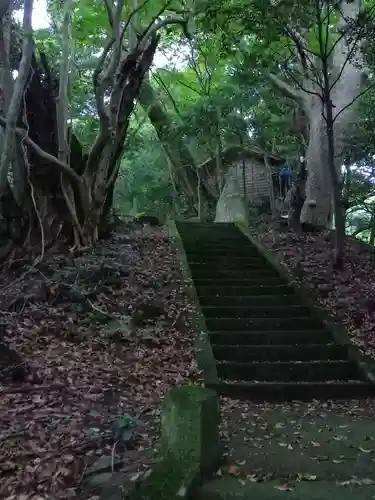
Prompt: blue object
<box><xmin>280</xmin><ymin>166</ymin><xmax>292</xmax><ymax>178</ymax></box>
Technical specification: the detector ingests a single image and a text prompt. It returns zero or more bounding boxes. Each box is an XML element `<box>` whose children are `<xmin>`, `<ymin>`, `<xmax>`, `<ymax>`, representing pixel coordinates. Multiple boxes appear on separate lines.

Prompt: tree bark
<box><xmin>268</xmin><ymin>0</ymin><xmax>366</xmax><ymax>229</ymax></box>
<box><xmin>0</xmin><ymin>0</ymin><xmax>34</xmax><ymax>194</ymax></box>
<box><xmin>369</xmin><ymin>203</ymin><xmax>375</xmax><ymax>245</ymax></box>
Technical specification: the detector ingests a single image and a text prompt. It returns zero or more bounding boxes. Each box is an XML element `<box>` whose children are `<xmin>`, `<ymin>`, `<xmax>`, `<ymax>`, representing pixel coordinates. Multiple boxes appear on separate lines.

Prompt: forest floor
<box><xmin>216</xmin><ymin>397</ymin><xmax>375</xmax><ymax>496</ymax></box>
<box><xmin>256</xmin><ymin>216</ymin><xmax>375</xmax><ymax>359</ymax></box>
<box><xmin>3</xmin><ymin>218</ymin><xmax>375</xmax><ymax>499</ymax></box>
<box><xmin>0</xmin><ymin>223</ymin><xmax>199</xmax><ymax>500</ymax></box>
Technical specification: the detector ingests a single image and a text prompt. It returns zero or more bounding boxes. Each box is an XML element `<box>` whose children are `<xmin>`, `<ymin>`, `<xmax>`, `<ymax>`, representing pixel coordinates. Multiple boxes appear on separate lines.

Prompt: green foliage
<box><xmin>29</xmin><ymin>0</ymin><xmax>375</xmax><ymax>232</ymax></box>
<box><xmin>114</xmin><ymin>120</ymin><xmax>175</xmax><ymax>218</ymax></box>
<box><xmin>112</xmin><ymin>414</ymin><xmax>146</xmax><ymax>445</ymax></box>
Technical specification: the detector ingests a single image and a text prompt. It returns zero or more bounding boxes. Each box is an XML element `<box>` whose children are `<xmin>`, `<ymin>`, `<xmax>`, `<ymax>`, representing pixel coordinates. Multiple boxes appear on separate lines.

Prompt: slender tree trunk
<box><xmin>215</xmin><ymin>105</ymin><xmax>223</xmax><ymax>192</ymax></box>
<box><xmin>0</xmin><ymin>0</ymin><xmax>34</xmax><ymax>194</ymax></box>
<box><xmin>324</xmin><ymin>90</ymin><xmax>345</xmax><ymax>267</ymax></box>
<box><xmin>369</xmin><ymin>203</ymin><xmax>375</xmax><ymax>245</ymax></box>
<box><xmin>56</xmin><ymin>0</ymin><xmax>82</xmax><ymax>247</ymax></box>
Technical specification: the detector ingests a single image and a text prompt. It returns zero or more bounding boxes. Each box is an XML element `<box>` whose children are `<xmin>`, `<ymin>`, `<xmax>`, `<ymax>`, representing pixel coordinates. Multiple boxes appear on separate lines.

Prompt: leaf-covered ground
<box><xmin>0</xmin><ymin>225</ymin><xmax>198</xmax><ymax>499</ymax></box>
<box><xmin>256</xmin><ymin>217</ymin><xmax>375</xmax><ymax>359</ymax></box>
<box><xmin>219</xmin><ymin>397</ymin><xmax>375</xmax><ymax>493</ymax></box>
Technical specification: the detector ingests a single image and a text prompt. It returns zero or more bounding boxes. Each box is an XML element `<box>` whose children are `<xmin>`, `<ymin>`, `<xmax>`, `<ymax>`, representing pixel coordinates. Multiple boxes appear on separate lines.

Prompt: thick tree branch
<box><xmin>329</xmin><ymin>33</ymin><xmax>362</xmax><ymax>93</ymax></box>
<box><xmin>0</xmin><ymin>116</ymin><xmax>82</xmax><ymax>185</ymax></box>
<box><xmin>138</xmin><ymin>0</ymin><xmax>173</xmax><ymax>46</ymax></box>
<box><xmin>281</xmin><ymin>64</ymin><xmax>324</xmax><ymax>100</ymax></box>
<box><xmin>103</xmin><ymin>0</ymin><xmax>114</xmax><ymax>28</ymax></box>
<box><xmin>0</xmin><ymin>0</ymin><xmax>10</xmax><ymax>21</ymax></box>
<box><xmin>92</xmin><ymin>39</ymin><xmax>113</xmax><ymax>125</ymax></box>
<box><xmin>143</xmin><ymin>16</ymin><xmax>190</xmax><ymax>45</ymax></box>
<box><xmin>333</xmin><ymin>81</ymin><xmax>375</xmax><ymax>123</ymax></box>
<box><xmin>268</xmin><ymin>73</ymin><xmax>301</xmax><ymax>101</ymax></box>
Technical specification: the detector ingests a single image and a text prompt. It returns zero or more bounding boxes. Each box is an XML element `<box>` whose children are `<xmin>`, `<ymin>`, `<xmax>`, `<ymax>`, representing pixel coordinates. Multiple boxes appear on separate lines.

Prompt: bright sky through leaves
<box><xmin>14</xmin><ymin>0</ymin><xmax>50</xmax><ymax>29</ymax></box>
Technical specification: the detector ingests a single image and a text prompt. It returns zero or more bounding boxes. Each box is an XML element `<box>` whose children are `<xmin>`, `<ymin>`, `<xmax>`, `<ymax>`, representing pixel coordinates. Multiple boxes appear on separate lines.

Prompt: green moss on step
<box><xmin>167</xmin><ymin>220</ymin><xmax>218</xmax><ymax>386</ymax></box>
<box><xmin>160</xmin><ymin>385</ymin><xmax>220</xmax><ymax>473</ymax></box>
<box><xmin>131</xmin><ymin>385</ymin><xmax>220</xmax><ymax>500</ymax></box>
<box><xmin>132</xmin><ymin>453</ymin><xmax>200</xmax><ymax>500</ymax></box>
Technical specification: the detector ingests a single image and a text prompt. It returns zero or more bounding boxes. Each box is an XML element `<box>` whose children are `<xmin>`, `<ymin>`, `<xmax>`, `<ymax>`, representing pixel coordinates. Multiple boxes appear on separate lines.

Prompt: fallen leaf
<box><xmin>130</xmin><ymin>472</ymin><xmax>142</xmax><ymax>483</ymax></box>
<box><xmin>275</xmin><ymin>483</ymin><xmax>294</xmax><ymax>491</ymax></box>
<box><xmin>246</xmin><ymin>474</ymin><xmax>260</xmax><ymax>483</ymax></box>
<box><xmin>228</xmin><ymin>464</ymin><xmax>241</xmax><ymax>477</ymax></box>
<box><xmin>0</xmin><ymin>226</ymin><xmax>198</xmax><ymax>498</ymax></box>
<box><xmin>358</xmin><ymin>478</ymin><xmax>375</xmax><ymax>486</ymax></box>
<box><xmin>275</xmin><ymin>422</ymin><xmax>285</xmax><ymax>429</ymax></box>
<box><xmin>333</xmin><ymin>435</ymin><xmax>347</xmax><ymax>441</ymax></box>
<box><xmin>302</xmin><ymin>474</ymin><xmax>317</xmax><ymax>481</ymax></box>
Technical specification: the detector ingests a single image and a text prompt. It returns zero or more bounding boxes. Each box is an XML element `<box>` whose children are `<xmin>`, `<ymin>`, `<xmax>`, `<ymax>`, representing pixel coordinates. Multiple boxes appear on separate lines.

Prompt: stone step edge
<box><xmin>207</xmin><ymin>380</ymin><xmax>375</xmax><ymax>401</ymax></box>
<box><xmin>199</xmin><ymin>295</ymin><xmax>300</xmax><ymax>302</ymax></box>
<box><xmin>202</xmin><ymin>305</ymin><xmax>308</xmax><ymax>311</ymax></box>
<box><xmin>211</xmin><ymin>342</ymin><xmax>343</xmax><ymax>349</ymax></box>
<box><xmin>206</xmin><ymin>316</ymin><xmax>318</xmax><ymax>321</ymax></box>
<box><xmin>216</xmin><ymin>359</ymin><xmax>354</xmax><ymax>367</ymax></box>
<box><xmin>208</xmin><ymin>329</ymin><xmax>332</xmax><ymax>336</ymax></box>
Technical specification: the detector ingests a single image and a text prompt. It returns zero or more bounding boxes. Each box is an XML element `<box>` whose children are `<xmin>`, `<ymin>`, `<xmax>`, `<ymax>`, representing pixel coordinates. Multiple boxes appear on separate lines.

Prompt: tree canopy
<box><xmin>0</xmin><ymin>0</ymin><xmax>375</xmax><ymax>263</ymax></box>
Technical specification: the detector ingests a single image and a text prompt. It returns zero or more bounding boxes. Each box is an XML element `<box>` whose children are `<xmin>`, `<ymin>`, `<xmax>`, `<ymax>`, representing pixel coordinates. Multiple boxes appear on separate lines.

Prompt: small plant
<box><xmin>111</xmin><ymin>415</ymin><xmax>147</xmax><ymax>472</ymax></box>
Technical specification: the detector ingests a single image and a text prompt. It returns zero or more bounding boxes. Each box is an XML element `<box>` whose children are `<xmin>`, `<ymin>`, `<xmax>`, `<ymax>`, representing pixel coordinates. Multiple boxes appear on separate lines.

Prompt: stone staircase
<box><xmin>176</xmin><ymin>222</ymin><xmax>375</xmax><ymax>401</ymax></box>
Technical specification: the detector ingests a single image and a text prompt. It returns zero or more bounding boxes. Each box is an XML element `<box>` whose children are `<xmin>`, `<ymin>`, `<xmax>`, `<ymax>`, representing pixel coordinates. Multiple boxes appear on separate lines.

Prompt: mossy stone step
<box><xmin>196</xmin><ymin>285</ymin><xmax>294</xmax><ymax>297</ymax></box>
<box><xmin>207</xmin><ymin>380</ymin><xmax>375</xmax><ymax>401</ymax></box>
<box><xmin>176</xmin><ymin>222</ymin><xmax>235</xmax><ymax>228</ymax></box>
<box><xmin>188</xmin><ymin>257</ymin><xmax>271</xmax><ymax>268</ymax></box>
<box><xmin>189</xmin><ymin>258</ymin><xmax>270</xmax><ymax>269</ymax></box>
<box><xmin>211</xmin><ymin>343</ymin><xmax>348</xmax><ymax>362</ymax></box>
<box><xmin>190</xmin><ymin>268</ymin><xmax>280</xmax><ymax>280</ymax></box>
<box><xmin>185</xmin><ymin>248</ymin><xmax>262</xmax><ymax>257</ymax></box>
<box><xmin>217</xmin><ymin>360</ymin><xmax>360</xmax><ymax>383</ymax></box>
<box><xmin>191</xmin><ymin>266</ymin><xmax>279</xmax><ymax>277</ymax></box>
<box><xmin>206</xmin><ymin>317</ymin><xmax>320</xmax><ymax>331</ymax></box>
<box><xmin>184</xmin><ymin>242</ymin><xmax>257</xmax><ymax>251</ymax></box>
<box><xmin>199</xmin><ymin>294</ymin><xmax>301</xmax><ymax>306</ymax></box>
<box><xmin>180</xmin><ymin>234</ymin><xmax>246</xmax><ymax>242</ymax></box>
<box><xmin>178</xmin><ymin>231</ymin><xmax>239</xmax><ymax>237</ymax></box>
<box><xmin>177</xmin><ymin>221</ymin><xmax>373</xmax><ymax>402</ymax></box>
<box><xmin>209</xmin><ymin>330</ymin><xmax>331</xmax><ymax>345</ymax></box>
<box><xmin>194</xmin><ymin>277</ymin><xmax>287</xmax><ymax>287</ymax></box>
<box><xmin>189</xmin><ymin>255</ymin><xmax>270</xmax><ymax>262</ymax></box>
<box><xmin>202</xmin><ymin>305</ymin><xmax>310</xmax><ymax>319</ymax></box>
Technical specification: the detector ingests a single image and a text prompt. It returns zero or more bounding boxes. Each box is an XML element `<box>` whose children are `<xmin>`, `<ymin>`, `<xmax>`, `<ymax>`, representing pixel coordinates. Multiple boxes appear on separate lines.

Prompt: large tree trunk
<box><xmin>0</xmin><ymin>21</ymin><xmax>159</xmax><ymax>262</ymax></box>
<box><xmin>268</xmin><ymin>0</ymin><xmax>366</xmax><ymax>228</ymax></box>
<box><xmin>300</xmin><ymin>100</ymin><xmax>333</xmax><ymax>227</ymax></box>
